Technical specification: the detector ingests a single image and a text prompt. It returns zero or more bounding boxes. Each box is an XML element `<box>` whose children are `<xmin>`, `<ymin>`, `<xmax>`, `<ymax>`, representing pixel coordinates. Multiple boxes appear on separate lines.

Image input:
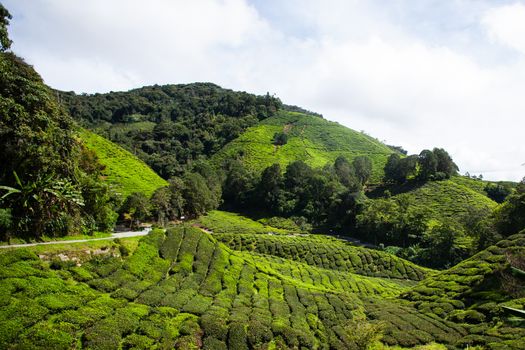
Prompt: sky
<box><xmin>4</xmin><ymin>0</ymin><xmax>525</xmax><ymax>181</ymax></box>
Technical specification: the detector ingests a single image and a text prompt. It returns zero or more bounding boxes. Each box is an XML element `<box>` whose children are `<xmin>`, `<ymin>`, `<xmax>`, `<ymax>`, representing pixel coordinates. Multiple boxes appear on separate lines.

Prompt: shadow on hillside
<box><xmin>367</xmin><ymin>180</ymin><xmax>427</xmax><ymax>198</ymax></box>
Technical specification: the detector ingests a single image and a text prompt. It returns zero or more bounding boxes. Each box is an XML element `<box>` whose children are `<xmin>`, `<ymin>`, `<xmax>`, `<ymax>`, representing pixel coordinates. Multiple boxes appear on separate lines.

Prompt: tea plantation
<box><xmin>78</xmin><ymin>129</ymin><xmax>168</xmax><ymax>198</ymax></box>
<box><xmin>211</xmin><ymin>111</ymin><xmax>394</xmax><ymax>182</ymax></box>
<box><xmin>1</xmin><ymin>226</ymin><xmax>523</xmax><ymax>349</ymax></box>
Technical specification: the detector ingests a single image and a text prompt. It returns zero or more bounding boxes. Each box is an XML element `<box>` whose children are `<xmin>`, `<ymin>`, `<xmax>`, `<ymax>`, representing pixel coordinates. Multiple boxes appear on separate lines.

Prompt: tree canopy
<box><xmin>0</xmin><ymin>4</ymin><xmax>11</xmax><ymax>51</ymax></box>
<box><xmin>0</xmin><ymin>35</ymin><xmax>116</xmax><ymax>239</ymax></box>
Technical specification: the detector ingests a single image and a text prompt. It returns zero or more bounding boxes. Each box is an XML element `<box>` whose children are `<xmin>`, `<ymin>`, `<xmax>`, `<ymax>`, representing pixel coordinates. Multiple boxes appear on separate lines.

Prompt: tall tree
<box><xmin>183</xmin><ymin>173</ymin><xmax>218</xmax><ymax>218</ymax></box>
<box><xmin>352</xmin><ymin>156</ymin><xmax>372</xmax><ymax>186</ymax></box>
<box><xmin>0</xmin><ymin>4</ymin><xmax>11</xmax><ymax>52</ymax></box>
<box><xmin>258</xmin><ymin>163</ymin><xmax>284</xmax><ymax>212</ymax></box>
<box><xmin>120</xmin><ymin>192</ymin><xmax>151</xmax><ymax>228</ymax></box>
<box><xmin>222</xmin><ymin>158</ymin><xmax>254</xmax><ymax>206</ymax></box>
<box><xmin>493</xmin><ymin>190</ymin><xmax>525</xmax><ymax>236</ymax></box>
<box><xmin>384</xmin><ymin>153</ymin><xmax>401</xmax><ymax>184</ymax></box>
<box><xmin>334</xmin><ymin>156</ymin><xmax>358</xmax><ymax>189</ymax></box>
<box><xmin>418</xmin><ymin>150</ymin><xmax>438</xmax><ymax>180</ymax></box>
<box><xmin>433</xmin><ymin>148</ymin><xmax>458</xmax><ymax>178</ymax></box>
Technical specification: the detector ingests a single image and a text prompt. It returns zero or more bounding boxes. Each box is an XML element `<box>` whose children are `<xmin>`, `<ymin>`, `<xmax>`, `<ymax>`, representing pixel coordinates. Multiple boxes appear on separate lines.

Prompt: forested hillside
<box><xmin>58</xmin><ymin>84</ymin><xmax>283</xmax><ymax>178</ymax></box>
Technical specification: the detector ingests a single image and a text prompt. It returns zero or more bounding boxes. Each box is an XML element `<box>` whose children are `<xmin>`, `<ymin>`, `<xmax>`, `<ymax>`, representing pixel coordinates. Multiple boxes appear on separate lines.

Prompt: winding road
<box><xmin>0</xmin><ymin>227</ymin><xmax>152</xmax><ymax>249</ymax></box>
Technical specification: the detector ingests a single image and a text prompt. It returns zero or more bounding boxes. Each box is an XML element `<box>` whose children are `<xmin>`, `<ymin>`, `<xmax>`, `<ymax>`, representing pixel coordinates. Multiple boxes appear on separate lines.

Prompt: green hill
<box><xmin>212</xmin><ymin>111</ymin><xmax>394</xmax><ymax>181</ymax></box>
<box><xmin>402</xmin><ymin>233</ymin><xmax>525</xmax><ymax>349</ymax></box>
<box><xmin>78</xmin><ymin>129</ymin><xmax>168</xmax><ymax>198</ymax></box>
<box><xmin>369</xmin><ymin>176</ymin><xmax>498</xmax><ymax>226</ymax></box>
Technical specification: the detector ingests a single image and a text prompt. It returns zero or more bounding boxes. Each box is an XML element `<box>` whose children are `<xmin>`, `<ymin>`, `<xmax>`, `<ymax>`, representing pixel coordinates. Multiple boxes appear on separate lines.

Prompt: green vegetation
<box><xmin>197</xmin><ymin>210</ymin><xmax>294</xmax><ymax>235</ymax></box>
<box><xmin>2</xmin><ymin>227</ymin><xmax>523</xmax><ymax>349</ymax></box>
<box><xmin>78</xmin><ymin>129</ymin><xmax>168</xmax><ymax>198</ymax></box>
<box><xmin>213</xmin><ymin>111</ymin><xmax>394</xmax><ymax>182</ymax></box>
<box><xmin>402</xmin><ymin>233</ymin><xmax>525</xmax><ymax>349</ymax></box>
<box><xmin>0</xmin><ymin>46</ymin><xmax>117</xmax><ymax>239</ymax></box>
<box><xmin>213</xmin><ymin>232</ymin><xmax>431</xmax><ymax>280</ymax></box>
<box><xmin>58</xmin><ymin>83</ymin><xmax>283</xmax><ymax>178</ymax></box>
<box><xmin>1</xmin><ymin>5</ymin><xmax>525</xmax><ymax>348</ymax></box>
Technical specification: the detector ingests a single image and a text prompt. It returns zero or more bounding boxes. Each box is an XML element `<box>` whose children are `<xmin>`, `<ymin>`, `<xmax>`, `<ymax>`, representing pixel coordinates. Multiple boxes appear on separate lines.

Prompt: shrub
<box><xmin>203</xmin><ymin>337</ymin><xmax>228</xmax><ymax>350</ymax></box>
<box><xmin>18</xmin><ymin>321</ymin><xmax>74</xmax><ymax>350</ymax></box>
<box><xmin>228</xmin><ymin>322</ymin><xmax>248</xmax><ymax>350</ymax></box>
<box><xmin>122</xmin><ymin>334</ymin><xmax>155</xmax><ymax>349</ymax></box>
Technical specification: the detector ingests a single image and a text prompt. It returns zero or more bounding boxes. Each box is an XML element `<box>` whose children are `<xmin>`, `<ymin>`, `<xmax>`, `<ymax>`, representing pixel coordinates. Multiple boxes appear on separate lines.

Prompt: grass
<box><xmin>78</xmin><ymin>128</ymin><xmax>168</xmax><ymax>198</ymax></box>
<box><xmin>212</xmin><ymin>111</ymin><xmax>394</xmax><ymax>182</ymax></box>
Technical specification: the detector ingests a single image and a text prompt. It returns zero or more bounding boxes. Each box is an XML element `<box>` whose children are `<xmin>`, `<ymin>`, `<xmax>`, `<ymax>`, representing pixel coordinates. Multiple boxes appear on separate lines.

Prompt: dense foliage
<box><xmin>383</xmin><ymin>148</ymin><xmax>458</xmax><ymax>184</ymax></box>
<box><xmin>58</xmin><ymin>84</ymin><xmax>283</xmax><ymax>178</ymax></box>
<box><xmin>0</xmin><ymin>52</ymin><xmax>117</xmax><ymax>239</ymax></box>
<box><xmin>0</xmin><ymin>3</ymin><xmax>11</xmax><ymax>52</ymax></box>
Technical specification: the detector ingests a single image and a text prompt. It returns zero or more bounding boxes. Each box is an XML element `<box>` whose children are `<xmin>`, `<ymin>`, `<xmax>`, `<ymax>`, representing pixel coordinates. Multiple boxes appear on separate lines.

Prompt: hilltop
<box><xmin>58</xmin><ymin>83</ymin><xmax>282</xmax><ymax>178</ymax></box>
<box><xmin>78</xmin><ymin>129</ymin><xmax>168</xmax><ymax>198</ymax></box>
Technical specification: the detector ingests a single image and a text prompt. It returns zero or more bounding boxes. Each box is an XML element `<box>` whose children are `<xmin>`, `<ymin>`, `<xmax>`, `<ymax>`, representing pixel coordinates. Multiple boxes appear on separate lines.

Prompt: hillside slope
<box><xmin>2</xmin><ymin>227</ymin><xmax>523</xmax><ymax>349</ymax></box>
<box><xmin>58</xmin><ymin>83</ymin><xmax>282</xmax><ymax>178</ymax></box>
<box><xmin>0</xmin><ymin>228</ymin><xmax>456</xmax><ymax>349</ymax></box>
<box><xmin>212</xmin><ymin>111</ymin><xmax>394</xmax><ymax>181</ymax></box>
<box><xmin>403</xmin><ymin>233</ymin><xmax>525</xmax><ymax>349</ymax></box>
<box><xmin>78</xmin><ymin>129</ymin><xmax>168</xmax><ymax>198</ymax></box>
<box><xmin>369</xmin><ymin>176</ymin><xmax>498</xmax><ymax>226</ymax></box>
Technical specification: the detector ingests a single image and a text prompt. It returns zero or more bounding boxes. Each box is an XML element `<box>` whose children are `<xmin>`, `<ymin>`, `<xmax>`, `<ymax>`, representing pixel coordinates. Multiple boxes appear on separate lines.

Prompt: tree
<box><xmin>461</xmin><ymin>205</ymin><xmax>499</xmax><ymax>250</ymax></box>
<box><xmin>352</xmin><ymin>156</ymin><xmax>372</xmax><ymax>185</ymax></box>
<box><xmin>167</xmin><ymin>177</ymin><xmax>185</xmax><ymax>218</ymax></box>
<box><xmin>183</xmin><ymin>173</ymin><xmax>217</xmax><ymax>218</ymax></box>
<box><xmin>384</xmin><ymin>153</ymin><xmax>401</xmax><ymax>184</ymax></box>
<box><xmin>120</xmin><ymin>192</ymin><xmax>151</xmax><ymax>228</ymax></box>
<box><xmin>420</xmin><ymin>224</ymin><xmax>467</xmax><ymax>268</ymax></box>
<box><xmin>0</xmin><ymin>4</ymin><xmax>12</xmax><ymax>51</ymax></box>
<box><xmin>0</xmin><ymin>208</ymin><xmax>12</xmax><ymax>241</ymax></box>
<box><xmin>334</xmin><ymin>156</ymin><xmax>358</xmax><ymax>190</ymax></box>
<box><xmin>151</xmin><ymin>187</ymin><xmax>172</xmax><ymax>226</ymax></box>
<box><xmin>192</xmin><ymin>160</ymin><xmax>222</xmax><ymax>208</ymax></box>
<box><xmin>1</xmin><ymin>46</ymin><xmax>116</xmax><ymax>238</ymax></box>
<box><xmin>418</xmin><ymin>149</ymin><xmax>438</xmax><ymax>180</ymax></box>
<box><xmin>517</xmin><ymin>177</ymin><xmax>525</xmax><ymax>194</ymax></box>
<box><xmin>222</xmin><ymin>159</ymin><xmax>254</xmax><ymax>206</ymax></box>
<box><xmin>484</xmin><ymin>183</ymin><xmax>513</xmax><ymax>203</ymax></box>
<box><xmin>272</xmin><ymin>132</ymin><xmax>288</xmax><ymax>146</ymax></box>
<box><xmin>384</xmin><ymin>153</ymin><xmax>416</xmax><ymax>184</ymax></box>
<box><xmin>258</xmin><ymin>163</ymin><xmax>284</xmax><ymax>212</ymax></box>
<box><xmin>493</xmin><ymin>191</ymin><xmax>525</xmax><ymax>236</ymax></box>
<box><xmin>433</xmin><ymin>148</ymin><xmax>458</xmax><ymax>178</ymax></box>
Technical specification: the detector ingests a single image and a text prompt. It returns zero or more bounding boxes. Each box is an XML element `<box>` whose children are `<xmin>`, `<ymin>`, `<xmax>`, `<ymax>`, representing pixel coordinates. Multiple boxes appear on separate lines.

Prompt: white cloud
<box><xmin>483</xmin><ymin>2</ymin><xmax>525</xmax><ymax>55</ymax></box>
<box><xmin>4</xmin><ymin>0</ymin><xmax>525</xmax><ymax>181</ymax></box>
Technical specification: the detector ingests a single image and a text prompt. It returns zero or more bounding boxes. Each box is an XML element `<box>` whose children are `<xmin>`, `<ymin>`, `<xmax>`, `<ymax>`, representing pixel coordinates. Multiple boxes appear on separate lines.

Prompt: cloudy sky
<box><xmin>4</xmin><ymin>0</ymin><xmax>525</xmax><ymax>181</ymax></box>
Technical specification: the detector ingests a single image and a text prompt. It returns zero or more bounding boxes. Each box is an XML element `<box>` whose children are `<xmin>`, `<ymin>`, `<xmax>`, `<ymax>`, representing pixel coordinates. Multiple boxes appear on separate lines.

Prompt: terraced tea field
<box><xmin>0</xmin><ymin>227</ymin><xmax>524</xmax><ymax>349</ymax></box>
